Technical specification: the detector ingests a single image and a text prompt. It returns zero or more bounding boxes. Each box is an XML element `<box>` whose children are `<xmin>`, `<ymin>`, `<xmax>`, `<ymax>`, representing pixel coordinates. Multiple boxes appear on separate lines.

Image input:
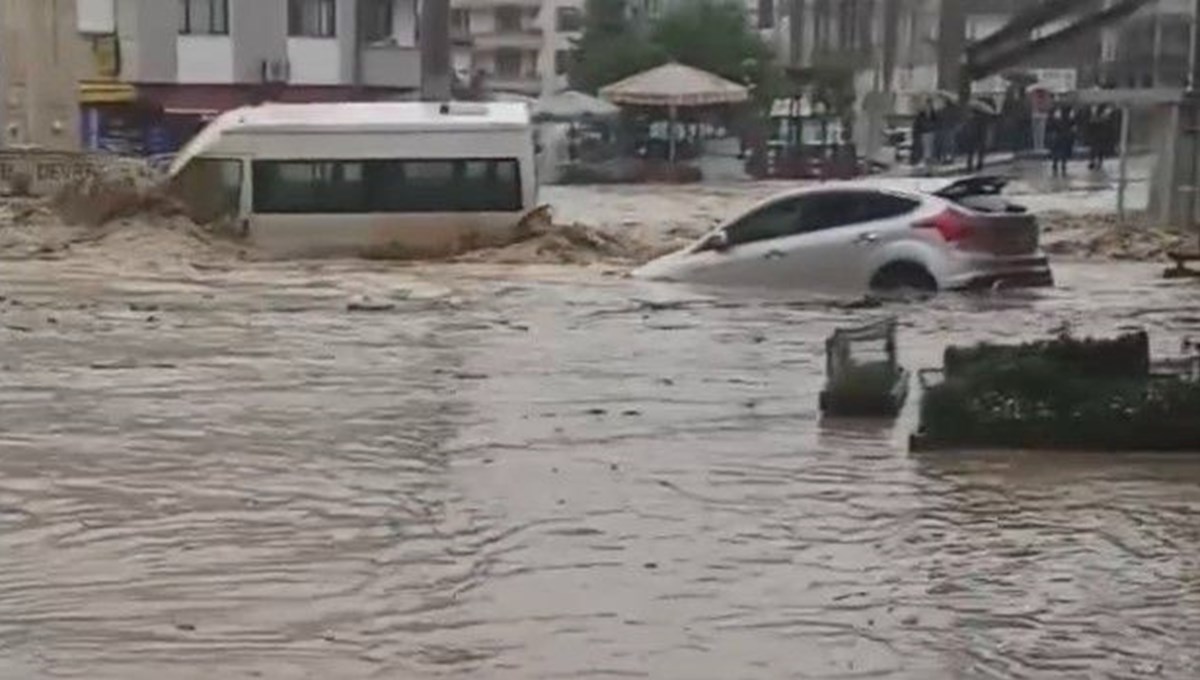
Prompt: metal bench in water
<box><xmin>819</xmin><ymin>317</ymin><xmax>909</xmax><ymax>418</ymax></box>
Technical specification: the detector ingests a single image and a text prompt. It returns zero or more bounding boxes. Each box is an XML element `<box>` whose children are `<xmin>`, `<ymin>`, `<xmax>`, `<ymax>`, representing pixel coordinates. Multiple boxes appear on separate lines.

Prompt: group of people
<box><xmin>909</xmin><ymin>87</ymin><xmax>1123</xmax><ymax>177</ymax></box>
<box><xmin>1046</xmin><ymin>104</ymin><xmax>1121</xmax><ymax>177</ymax></box>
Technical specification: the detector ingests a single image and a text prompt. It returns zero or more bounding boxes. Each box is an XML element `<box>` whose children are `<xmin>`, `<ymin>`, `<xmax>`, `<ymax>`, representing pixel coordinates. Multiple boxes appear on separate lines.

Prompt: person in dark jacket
<box><xmin>1048</xmin><ymin>106</ymin><xmax>1076</xmax><ymax>178</ymax></box>
<box><xmin>911</xmin><ymin>105</ymin><xmax>931</xmax><ymax>166</ymax></box>
<box><xmin>962</xmin><ymin>106</ymin><xmax>990</xmax><ymax>172</ymax></box>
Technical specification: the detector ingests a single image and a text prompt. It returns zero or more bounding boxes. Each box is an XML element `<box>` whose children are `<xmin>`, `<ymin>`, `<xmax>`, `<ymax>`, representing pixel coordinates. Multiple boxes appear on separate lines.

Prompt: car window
<box><xmin>724</xmin><ymin>198</ymin><xmax>804</xmax><ymax>246</ymax></box>
<box><xmin>800</xmin><ymin>191</ymin><xmax>919</xmax><ymax>232</ymax></box>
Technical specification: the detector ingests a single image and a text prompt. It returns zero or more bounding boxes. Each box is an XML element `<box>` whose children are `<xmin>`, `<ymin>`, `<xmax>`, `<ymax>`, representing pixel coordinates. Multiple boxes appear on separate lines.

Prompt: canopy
<box><xmin>599</xmin><ymin>62</ymin><xmax>749</xmax><ymax>108</ymax></box>
<box><xmin>533</xmin><ymin>90</ymin><xmax>619</xmax><ymax>122</ymax></box>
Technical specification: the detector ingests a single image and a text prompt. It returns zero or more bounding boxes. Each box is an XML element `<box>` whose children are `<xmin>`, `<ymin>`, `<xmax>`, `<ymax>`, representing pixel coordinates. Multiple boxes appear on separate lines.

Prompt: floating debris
<box><xmin>819</xmin><ymin>318</ymin><xmax>909</xmax><ymax>418</ymax></box>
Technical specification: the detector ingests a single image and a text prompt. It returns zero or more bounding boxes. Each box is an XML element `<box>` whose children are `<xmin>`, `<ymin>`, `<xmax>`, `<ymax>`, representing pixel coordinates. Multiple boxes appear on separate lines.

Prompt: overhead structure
<box><xmin>600</xmin><ymin>62</ymin><xmax>749</xmax><ymax>163</ymax></box>
<box><xmin>956</xmin><ymin>0</ymin><xmax>1158</xmax><ymax>102</ymax></box>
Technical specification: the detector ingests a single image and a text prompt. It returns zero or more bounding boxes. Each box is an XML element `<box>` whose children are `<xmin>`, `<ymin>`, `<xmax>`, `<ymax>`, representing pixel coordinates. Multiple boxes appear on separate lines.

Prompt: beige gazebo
<box><xmin>599</xmin><ymin>62</ymin><xmax>750</xmax><ymax>163</ymax></box>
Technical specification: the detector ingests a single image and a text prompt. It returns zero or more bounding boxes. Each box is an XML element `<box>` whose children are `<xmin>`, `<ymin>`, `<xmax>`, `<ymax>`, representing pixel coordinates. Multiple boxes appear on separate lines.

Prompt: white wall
<box><xmin>287</xmin><ymin>37</ymin><xmax>342</xmax><ymax>84</ymax></box>
<box><xmin>77</xmin><ymin>0</ymin><xmax>115</xmax><ymax>34</ymax></box>
<box><xmin>176</xmin><ymin>35</ymin><xmax>235</xmax><ymax>83</ymax></box>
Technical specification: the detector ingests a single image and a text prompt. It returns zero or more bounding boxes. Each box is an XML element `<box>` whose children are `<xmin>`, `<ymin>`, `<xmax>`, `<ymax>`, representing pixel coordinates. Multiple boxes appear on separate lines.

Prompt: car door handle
<box><xmin>854</xmin><ymin>232</ymin><xmax>879</xmax><ymax>245</ymax></box>
<box><xmin>764</xmin><ymin>249</ymin><xmax>786</xmax><ymax>260</ymax></box>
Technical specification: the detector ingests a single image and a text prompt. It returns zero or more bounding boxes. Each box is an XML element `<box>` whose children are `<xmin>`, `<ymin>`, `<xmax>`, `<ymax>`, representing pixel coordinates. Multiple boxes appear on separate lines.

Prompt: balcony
<box><xmin>472</xmin><ymin>28</ymin><xmax>544</xmax><ymax>51</ymax></box>
<box><xmin>452</xmin><ymin>0</ymin><xmax>541</xmax><ymax>8</ymax></box>
<box><xmin>486</xmin><ymin>73</ymin><xmax>542</xmax><ymax>95</ymax></box>
<box><xmin>361</xmin><ymin>44</ymin><xmax>422</xmax><ymax>89</ymax></box>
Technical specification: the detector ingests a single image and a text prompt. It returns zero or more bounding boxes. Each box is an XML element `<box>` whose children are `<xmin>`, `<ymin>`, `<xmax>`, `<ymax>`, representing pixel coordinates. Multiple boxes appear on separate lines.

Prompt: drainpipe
<box><xmin>353</xmin><ymin>0</ymin><xmax>366</xmax><ymax>97</ymax></box>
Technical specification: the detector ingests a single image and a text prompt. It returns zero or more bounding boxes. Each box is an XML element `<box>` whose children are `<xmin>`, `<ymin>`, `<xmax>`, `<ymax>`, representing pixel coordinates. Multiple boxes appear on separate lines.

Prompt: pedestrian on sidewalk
<box><xmin>911</xmin><ymin>104</ymin><xmax>932</xmax><ymax>166</ymax></box>
<box><xmin>1048</xmin><ymin>107</ymin><xmax>1076</xmax><ymax>178</ymax></box>
<box><xmin>962</xmin><ymin>106</ymin><xmax>989</xmax><ymax>173</ymax></box>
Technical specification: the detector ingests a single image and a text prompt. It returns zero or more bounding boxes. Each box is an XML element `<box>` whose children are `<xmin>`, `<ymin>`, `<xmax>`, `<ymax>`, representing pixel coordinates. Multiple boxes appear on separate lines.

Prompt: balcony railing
<box><xmin>472</xmin><ymin>28</ymin><xmax>544</xmax><ymax>50</ymax></box>
<box><xmin>452</xmin><ymin>0</ymin><xmax>541</xmax><ymax>8</ymax></box>
<box><xmin>486</xmin><ymin>73</ymin><xmax>542</xmax><ymax>94</ymax></box>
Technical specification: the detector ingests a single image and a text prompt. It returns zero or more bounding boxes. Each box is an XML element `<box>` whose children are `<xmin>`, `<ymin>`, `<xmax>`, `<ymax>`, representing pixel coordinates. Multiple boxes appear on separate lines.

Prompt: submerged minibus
<box><xmin>168</xmin><ymin>101</ymin><xmax>537</xmax><ymax>257</ymax></box>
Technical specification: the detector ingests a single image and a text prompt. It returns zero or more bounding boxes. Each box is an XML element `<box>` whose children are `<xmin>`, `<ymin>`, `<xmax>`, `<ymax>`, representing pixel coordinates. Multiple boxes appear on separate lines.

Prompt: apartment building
<box><xmin>455</xmin><ymin>0</ymin><xmax>585</xmax><ymax>95</ymax></box>
<box><xmin>1</xmin><ymin>0</ymin><xmax>84</xmax><ymax>150</ymax></box>
<box><xmin>1102</xmin><ymin>0</ymin><xmax>1194</xmax><ymax>89</ymax></box>
<box><xmin>71</xmin><ymin>0</ymin><xmax>425</xmax><ymax>153</ymax></box>
<box><xmin>773</xmin><ymin>0</ymin><xmax>1103</xmax><ymax>112</ymax></box>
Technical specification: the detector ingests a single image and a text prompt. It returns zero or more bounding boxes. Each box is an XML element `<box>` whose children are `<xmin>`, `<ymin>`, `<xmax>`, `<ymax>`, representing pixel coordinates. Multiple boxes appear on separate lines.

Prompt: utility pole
<box><xmin>1152</xmin><ymin>0</ymin><xmax>1162</xmax><ymax>87</ymax></box>
<box><xmin>1188</xmin><ymin>0</ymin><xmax>1200</xmax><ymax>238</ymax></box>
<box><xmin>938</xmin><ymin>0</ymin><xmax>966</xmax><ymax>99</ymax></box>
<box><xmin>420</xmin><ymin>0</ymin><xmax>452</xmax><ymax>101</ymax></box>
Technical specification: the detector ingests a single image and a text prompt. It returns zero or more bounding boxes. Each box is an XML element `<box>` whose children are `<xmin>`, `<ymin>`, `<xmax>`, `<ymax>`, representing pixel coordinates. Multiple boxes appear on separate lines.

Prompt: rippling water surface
<box><xmin>1</xmin><ymin>260</ymin><xmax>1198</xmax><ymax>679</ymax></box>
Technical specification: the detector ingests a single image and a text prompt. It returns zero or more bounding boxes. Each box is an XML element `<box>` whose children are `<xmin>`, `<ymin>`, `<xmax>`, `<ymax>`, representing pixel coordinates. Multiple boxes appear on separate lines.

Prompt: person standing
<box><xmin>962</xmin><ymin>105</ymin><xmax>989</xmax><ymax>173</ymax></box>
<box><xmin>911</xmin><ymin>104</ymin><xmax>931</xmax><ymax>166</ymax></box>
<box><xmin>1030</xmin><ymin>87</ymin><xmax>1051</xmax><ymax>153</ymax></box>
<box><xmin>1048</xmin><ymin>106</ymin><xmax>1076</xmax><ymax>177</ymax></box>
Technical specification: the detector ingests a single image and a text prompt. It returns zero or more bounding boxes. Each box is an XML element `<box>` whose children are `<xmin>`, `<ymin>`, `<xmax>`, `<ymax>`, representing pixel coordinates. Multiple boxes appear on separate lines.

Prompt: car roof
<box><xmin>756</xmin><ymin>174</ymin><xmax>1007</xmax><ymax>203</ymax></box>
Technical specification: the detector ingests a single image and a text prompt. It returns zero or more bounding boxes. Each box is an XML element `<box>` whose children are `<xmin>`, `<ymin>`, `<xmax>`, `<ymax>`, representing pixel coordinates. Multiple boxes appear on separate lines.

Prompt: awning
<box><xmin>600</xmin><ymin>62</ymin><xmax>749</xmax><ymax>108</ymax></box>
<box><xmin>79</xmin><ymin>80</ymin><xmax>138</xmax><ymax>104</ymax></box>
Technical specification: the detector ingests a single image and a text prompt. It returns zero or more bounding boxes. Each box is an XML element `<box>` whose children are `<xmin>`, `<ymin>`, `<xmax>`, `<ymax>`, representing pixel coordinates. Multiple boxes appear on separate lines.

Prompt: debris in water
<box><xmin>346</xmin><ymin>296</ymin><xmax>396</xmax><ymax>313</ymax></box>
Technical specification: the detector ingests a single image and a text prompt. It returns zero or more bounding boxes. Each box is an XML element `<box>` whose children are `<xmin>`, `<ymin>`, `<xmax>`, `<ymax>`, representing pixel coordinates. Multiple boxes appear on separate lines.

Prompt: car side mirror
<box><xmin>701</xmin><ymin>231</ymin><xmax>730</xmax><ymax>253</ymax></box>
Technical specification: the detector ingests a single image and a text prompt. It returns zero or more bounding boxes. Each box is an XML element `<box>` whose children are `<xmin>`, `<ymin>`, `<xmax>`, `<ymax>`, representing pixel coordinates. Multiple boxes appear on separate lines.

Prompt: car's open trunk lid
<box><xmin>935</xmin><ymin>176</ymin><xmax>1039</xmax><ymax>256</ymax></box>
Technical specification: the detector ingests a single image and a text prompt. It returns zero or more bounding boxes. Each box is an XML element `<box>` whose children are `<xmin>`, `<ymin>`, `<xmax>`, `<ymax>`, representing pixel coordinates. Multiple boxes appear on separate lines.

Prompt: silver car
<box><xmin>633</xmin><ymin>177</ymin><xmax>1054</xmax><ymax>292</ymax></box>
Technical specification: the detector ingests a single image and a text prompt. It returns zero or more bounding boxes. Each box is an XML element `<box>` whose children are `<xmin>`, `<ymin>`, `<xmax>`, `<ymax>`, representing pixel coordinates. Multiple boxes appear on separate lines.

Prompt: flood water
<box><xmin>1</xmin><ymin>260</ymin><xmax>1198</xmax><ymax>679</ymax></box>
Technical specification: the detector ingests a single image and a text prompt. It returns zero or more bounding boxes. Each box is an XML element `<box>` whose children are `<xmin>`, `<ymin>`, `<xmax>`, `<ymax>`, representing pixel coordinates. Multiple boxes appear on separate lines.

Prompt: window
<box><xmin>495</xmin><ymin>49</ymin><xmax>523</xmax><ymax>77</ymax></box>
<box><xmin>172</xmin><ymin>158</ymin><xmax>243</xmax><ymax>223</ymax></box>
<box><xmin>289</xmin><ymin>0</ymin><xmax>337</xmax><ymax>37</ymax></box>
<box><xmin>364</xmin><ymin>0</ymin><xmax>394</xmax><ymax>43</ymax></box>
<box><xmin>798</xmin><ymin>191</ymin><xmax>917</xmax><ymax>232</ymax></box>
<box><xmin>847</xmin><ymin>192</ymin><xmax>920</xmax><ymax>223</ymax></box>
<box><xmin>451</xmin><ymin>9</ymin><xmax>471</xmax><ymax>34</ymax></box>
<box><xmin>496</xmin><ymin>6</ymin><xmax>523</xmax><ymax>32</ymax></box>
<box><xmin>252</xmin><ymin>159</ymin><xmax>523</xmax><ymax>214</ymax></box>
<box><xmin>179</xmin><ymin>0</ymin><xmax>229</xmax><ymax>35</ymax></box>
<box><xmin>554</xmin><ymin>49</ymin><xmax>571</xmax><ymax>76</ymax></box>
<box><xmin>725</xmin><ymin>198</ymin><xmax>805</xmax><ymax>246</ymax></box>
<box><xmin>556</xmin><ymin>6</ymin><xmax>583</xmax><ymax>32</ymax></box>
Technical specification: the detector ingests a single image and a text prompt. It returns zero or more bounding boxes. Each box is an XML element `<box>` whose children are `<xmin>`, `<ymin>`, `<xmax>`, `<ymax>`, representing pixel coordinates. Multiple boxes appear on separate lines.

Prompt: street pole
<box><xmin>1188</xmin><ymin>0</ymin><xmax>1200</xmax><ymax>240</ymax></box>
<box><xmin>1152</xmin><ymin>0</ymin><xmax>1163</xmax><ymax>88</ymax></box>
<box><xmin>1117</xmin><ymin>104</ymin><xmax>1131</xmax><ymax>220</ymax></box>
<box><xmin>420</xmin><ymin>0</ymin><xmax>452</xmax><ymax>101</ymax></box>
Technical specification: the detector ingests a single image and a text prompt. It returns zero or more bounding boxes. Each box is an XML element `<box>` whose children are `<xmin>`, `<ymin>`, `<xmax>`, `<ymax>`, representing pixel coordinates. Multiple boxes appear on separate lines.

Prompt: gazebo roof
<box><xmin>600</xmin><ymin>62</ymin><xmax>750</xmax><ymax>108</ymax></box>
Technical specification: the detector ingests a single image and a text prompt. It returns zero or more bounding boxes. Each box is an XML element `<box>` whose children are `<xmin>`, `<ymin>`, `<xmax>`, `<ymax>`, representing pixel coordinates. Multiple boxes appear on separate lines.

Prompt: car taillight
<box><xmin>914</xmin><ymin>209</ymin><xmax>974</xmax><ymax>244</ymax></box>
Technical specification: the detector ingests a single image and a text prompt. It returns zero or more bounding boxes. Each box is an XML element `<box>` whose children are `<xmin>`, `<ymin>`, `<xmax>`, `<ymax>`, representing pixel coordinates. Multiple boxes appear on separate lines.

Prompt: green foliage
<box><xmin>568</xmin><ymin>0</ymin><xmax>666</xmax><ymax>94</ymax></box>
<box><xmin>943</xmin><ymin>331</ymin><xmax>1150</xmax><ymax>380</ymax></box>
<box><xmin>568</xmin><ymin>0</ymin><xmax>782</xmax><ymax>107</ymax></box>
<box><xmin>919</xmin><ymin>333</ymin><xmax>1200</xmax><ymax>451</ymax></box>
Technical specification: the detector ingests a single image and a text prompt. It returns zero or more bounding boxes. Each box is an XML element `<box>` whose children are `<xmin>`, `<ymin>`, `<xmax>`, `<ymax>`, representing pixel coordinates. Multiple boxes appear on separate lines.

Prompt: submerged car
<box><xmin>633</xmin><ymin>176</ymin><xmax>1054</xmax><ymax>292</ymax></box>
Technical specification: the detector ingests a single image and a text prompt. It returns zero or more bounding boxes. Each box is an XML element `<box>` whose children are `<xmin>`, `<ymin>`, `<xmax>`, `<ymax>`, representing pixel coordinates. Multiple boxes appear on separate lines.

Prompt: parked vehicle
<box><xmin>168</xmin><ymin>102</ymin><xmax>537</xmax><ymax>258</ymax></box>
<box><xmin>633</xmin><ymin>176</ymin><xmax>1054</xmax><ymax>292</ymax></box>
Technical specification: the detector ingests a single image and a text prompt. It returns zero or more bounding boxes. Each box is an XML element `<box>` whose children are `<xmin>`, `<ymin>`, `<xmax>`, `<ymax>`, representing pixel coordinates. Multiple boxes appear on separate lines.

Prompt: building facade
<box><xmin>1102</xmin><ymin>0</ymin><xmax>1194</xmax><ymax>89</ymax></box>
<box><xmin>73</xmin><ymin>0</ymin><xmax>424</xmax><ymax>154</ymax></box>
<box><xmin>454</xmin><ymin>0</ymin><xmax>585</xmax><ymax>96</ymax></box>
<box><xmin>771</xmin><ymin>0</ymin><xmax>1105</xmax><ymax>114</ymax></box>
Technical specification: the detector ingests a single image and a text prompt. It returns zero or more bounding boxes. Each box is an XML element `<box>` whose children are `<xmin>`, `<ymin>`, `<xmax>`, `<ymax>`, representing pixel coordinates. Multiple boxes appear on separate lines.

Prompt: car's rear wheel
<box><xmin>870</xmin><ymin>262</ymin><xmax>938</xmax><ymax>295</ymax></box>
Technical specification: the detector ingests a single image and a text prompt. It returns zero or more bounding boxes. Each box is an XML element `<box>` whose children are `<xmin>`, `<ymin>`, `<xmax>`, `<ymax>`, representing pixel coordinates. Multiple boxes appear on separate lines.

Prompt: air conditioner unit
<box><xmin>260</xmin><ymin>59</ymin><xmax>291</xmax><ymax>83</ymax></box>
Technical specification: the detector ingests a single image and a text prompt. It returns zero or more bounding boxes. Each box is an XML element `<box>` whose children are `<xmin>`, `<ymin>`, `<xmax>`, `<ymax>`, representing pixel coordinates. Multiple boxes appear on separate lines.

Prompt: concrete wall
<box><xmin>1</xmin><ymin>0</ymin><xmax>83</xmax><ymax>149</ymax></box>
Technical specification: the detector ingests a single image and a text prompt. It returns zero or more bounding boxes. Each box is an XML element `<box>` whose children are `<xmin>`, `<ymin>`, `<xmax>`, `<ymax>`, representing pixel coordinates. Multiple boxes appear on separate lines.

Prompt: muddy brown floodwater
<box><xmin>1</xmin><ymin>258</ymin><xmax>1199</xmax><ymax>680</ymax></box>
